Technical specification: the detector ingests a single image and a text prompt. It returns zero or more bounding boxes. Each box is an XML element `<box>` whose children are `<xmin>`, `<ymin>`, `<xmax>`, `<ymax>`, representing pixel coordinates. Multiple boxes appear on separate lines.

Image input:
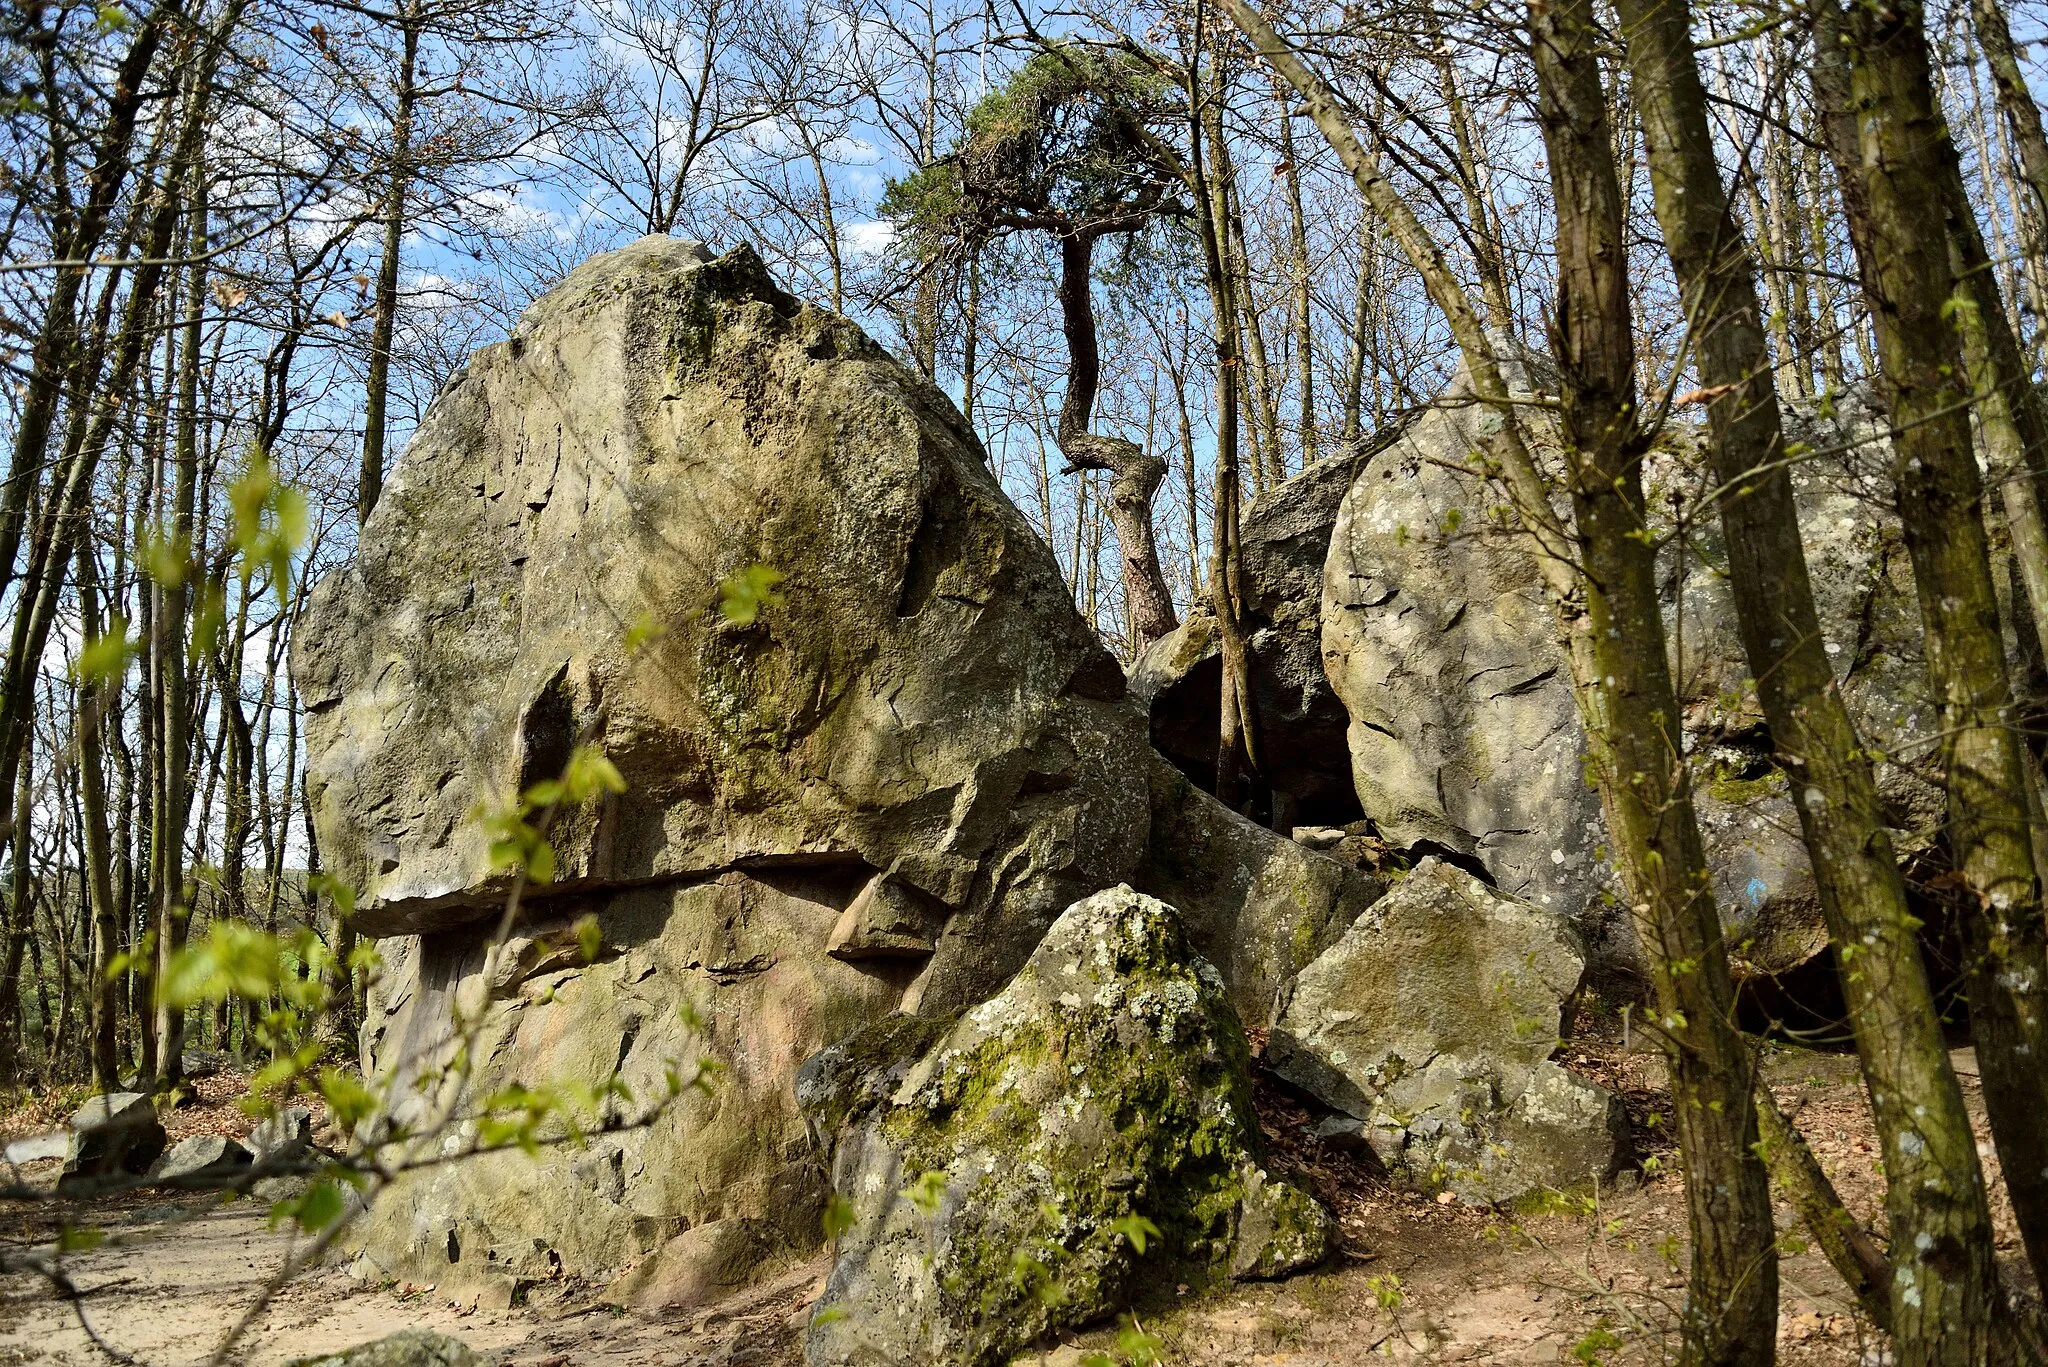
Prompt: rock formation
<box><xmin>57</xmin><ymin>1092</ymin><xmax>165</xmax><ymax>1193</ymax></box>
<box><xmin>298</xmin><ymin>238</ymin><xmax>1377</xmax><ymax>1302</ymax></box>
<box><xmin>1268</xmin><ymin>859</ymin><xmax>1627</xmax><ymax>1202</ymax></box>
<box><xmin>805</xmin><ymin>888</ymin><xmax>1328</xmax><ymax>1367</ymax></box>
<box><xmin>1310</xmin><ymin>378</ymin><xmax>1940</xmax><ymax>985</ymax></box>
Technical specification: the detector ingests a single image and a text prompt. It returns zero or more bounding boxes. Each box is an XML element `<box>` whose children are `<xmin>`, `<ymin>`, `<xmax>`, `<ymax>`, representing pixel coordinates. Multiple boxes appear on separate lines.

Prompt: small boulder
<box><xmin>604</xmin><ymin>1218</ymin><xmax>778</xmax><ymax>1311</ymax></box>
<box><xmin>807</xmin><ymin>887</ymin><xmax>1329</xmax><ymax>1367</ymax></box>
<box><xmin>286</xmin><ymin>1330</ymin><xmax>484</xmax><ymax>1367</ymax></box>
<box><xmin>249</xmin><ymin>1105</ymin><xmax>313</xmax><ymax>1164</ymax></box>
<box><xmin>56</xmin><ymin>1093</ymin><xmax>165</xmax><ymax>1193</ymax></box>
<box><xmin>150</xmin><ymin>1134</ymin><xmax>252</xmax><ymax>1186</ymax></box>
<box><xmin>1268</xmin><ymin>859</ymin><xmax>1627</xmax><ymax>1203</ymax></box>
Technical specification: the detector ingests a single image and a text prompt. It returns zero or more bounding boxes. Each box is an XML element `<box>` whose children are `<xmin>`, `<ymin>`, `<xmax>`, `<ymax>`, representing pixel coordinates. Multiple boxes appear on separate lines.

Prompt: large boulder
<box><xmin>307</xmin><ymin>238</ymin><xmax>1156</xmax><ymax>1293</ymax></box>
<box><xmin>806</xmin><ymin>888</ymin><xmax>1329</xmax><ymax>1367</ymax></box>
<box><xmin>1268</xmin><ymin>858</ymin><xmax>1627</xmax><ymax>1203</ymax></box>
<box><xmin>295</xmin><ymin>235</ymin><xmax>1151</xmax><ymax>1000</ymax></box>
<box><xmin>1321</xmin><ymin>380</ymin><xmax>1940</xmax><ymax>981</ymax></box>
<box><xmin>149</xmin><ymin>1134</ymin><xmax>252</xmax><ymax>1187</ymax></box>
<box><xmin>56</xmin><ymin>1093</ymin><xmax>165</xmax><ymax>1193</ymax></box>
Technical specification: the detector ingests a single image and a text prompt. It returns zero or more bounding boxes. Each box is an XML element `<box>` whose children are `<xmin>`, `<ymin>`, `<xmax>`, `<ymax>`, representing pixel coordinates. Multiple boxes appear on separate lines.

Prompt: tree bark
<box><xmin>360</xmin><ymin>0</ymin><xmax>422</xmax><ymax>525</ymax></box>
<box><xmin>1812</xmin><ymin>0</ymin><xmax>2048</xmax><ymax>1300</ymax></box>
<box><xmin>1529</xmin><ymin>1</ymin><xmax>1779</xmax><ymax>1357</ymax></box>
<box><xmin>1054</xmin><ymin>231</ymin><xmax>1179</xmax><ymax>647</ymax></box>
<box><xmin>1618</xmin><ymin>0</ymin><xmax>2012</xmax><ymax>1353</ymax></box>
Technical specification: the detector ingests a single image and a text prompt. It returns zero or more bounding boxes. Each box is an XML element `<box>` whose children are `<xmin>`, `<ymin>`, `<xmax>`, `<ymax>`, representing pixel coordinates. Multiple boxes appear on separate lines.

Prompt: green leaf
<box><xmin>73</xmin><ymin>621</ymin><xmax>135</xmax><ymax>683</ymax></box>
<box><xmin>822</xmin><ymin>1193</ymin><xmax>856</xmax><ymax>1241</ymax></box>
<box><xmin>901</xmin><ymin>1169</ymin><xmax>948</xmax><ymax>1217</ymax></box>
<box><xmin>57</xmin><ymin>1224</ymin><xmax>105</xmax><ymax>1252</ymax></box>
<box><xmin>574</xmin><ymin>914</ymin><xmax>604</xmax><ymax>963</ymax></box>
<box><xmin>1108</xmin><ymin>1212</ymin><xmax>1160</xmax><ymax>1255</ymax></box>
<box><xmin>716</xmin><ymin>564</ymin><xmax>786</xmax><ymax>626</ymax></box>
<box><xmin>291</xmin><ymin>1180</ymin><xmax>347</xmax><ymax>1232</ymax></box>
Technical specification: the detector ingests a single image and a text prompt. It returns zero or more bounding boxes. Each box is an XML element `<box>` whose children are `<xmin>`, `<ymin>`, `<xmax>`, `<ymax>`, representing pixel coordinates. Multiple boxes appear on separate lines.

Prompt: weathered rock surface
<box><xmin>57</xmin><ymin>1093</ymin><xmax>165</xmax><ymax>1192</ymax></box>
<box><xmin>806</xmin><ymin>887</ymin><xmax>1329</xmax><ymax>1367</ymax></box>
<box><xmin>1321</xmin><ymin>382</ymin><xmax>1937</xmax><ymax>980</ymax></box>
<box><xmin>249</xmin><ymin>1105</ymin><xmax>313</xmax><ymax>1164</ymax></box>
<box><xmin>1136</xmin><ymin>752</ymin><xmax>1383</xmax><ymax>1027</ymax></box>
<box><xmin>296</xmin><ymin>234</ymin><xmax>1151</xmax><ymax>985</ymax></box>
<box><xmin>305</xmin><ymin>238</ymin><xmax>1168</xmax><ymax>1293</ymax></box>
<box><xmin>1131</xmin><ymin>449</ymin><xmax>1372</xmax><ymax>831</ymax></box>
<box><xmin>1268</xmin><ymin>859</ymin><xmax>1626</xmax><ymax>1203</ymax></box>
<box><xmin>149</xmin><ymin>1134</ymin><xmax>252</xmax><ymax>1186</ymax></box>
<box><xmin>286</xmin><ymin>1330</ymin><xmax>484</xmax><ymax>1367</ymax></box>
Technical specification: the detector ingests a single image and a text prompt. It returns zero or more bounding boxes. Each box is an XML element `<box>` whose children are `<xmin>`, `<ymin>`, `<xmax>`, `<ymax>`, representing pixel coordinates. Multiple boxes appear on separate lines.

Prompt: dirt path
<box><xmin>0</xmin><ymin>1039</ymin><xmax>2034</xmax><ymax>1366</ymax></box>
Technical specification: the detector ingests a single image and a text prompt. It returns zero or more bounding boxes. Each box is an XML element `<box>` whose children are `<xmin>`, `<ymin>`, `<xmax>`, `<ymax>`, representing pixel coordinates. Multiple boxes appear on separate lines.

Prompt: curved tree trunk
<box><xmin>1054</xmin><ymin>231</ymin><xmax>1179</xmax><ymax>647</ymax></box>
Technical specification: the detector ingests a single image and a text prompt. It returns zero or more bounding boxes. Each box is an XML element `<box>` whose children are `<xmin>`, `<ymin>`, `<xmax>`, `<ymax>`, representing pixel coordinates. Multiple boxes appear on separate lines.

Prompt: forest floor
<box><xmin>0</xmin><ymin>1023</ymin><xmax>2035</xmax><ymax>1366</ymax></box>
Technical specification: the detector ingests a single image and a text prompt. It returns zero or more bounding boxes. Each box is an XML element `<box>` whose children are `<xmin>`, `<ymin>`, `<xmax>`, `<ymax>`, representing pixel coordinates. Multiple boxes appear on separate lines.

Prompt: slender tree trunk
<box><xmin>153</xmin><ymin>156</ymin><xmax>208</xmax><ymax>1090</ymax></box>
<box><xmin>1620</xmin><ymin>0</ymin><xmax>2012</xmax><ymax>1354</ymax></box>
<box><xmin>1188</xmin><ymin>19</ymin><xmax>1258</xmax><ymax>811</ymax></box>
<box><xmin>359</xmin><ymin>3</ymin><xmax>421</xmax><ymax>524</ymax></box>
<box><xmin>1531</xmin><ymin>3</ymin><xmax>1780</xmax><ymax>1358</ymax></box>
<box><xmin>1277</xmin><ymin>93</ymin><xmax>1317</xmax><ymax>469</ymax></box>
<box><xmin>1970</xmin><ymin>0</ymin><xmax>2048</xmax><ymax>302</ymax></box>
<box><xmin>0</xmin><ymin>729</ymin><xmax>31</xmax><ymax>1085</ymax></box>
<box><xmin>1813</xmin><ymin>0</ymin><xmax>2048</xmax><ymax>1299</ymax></box>
<box><xmin>75</xmin><ymin>541</ymin><xmax>122</xmax><ymax>1091</ymax></box>
<box><xmin>1228</xmin><ymin>4</ymin><xmax>1781</xmax><ymax>1358</ymax></box>
<box><xmin>1754</xmin><ymin>1083</ymin><xmax>1893</xmax><ymax>1328</ymax></box>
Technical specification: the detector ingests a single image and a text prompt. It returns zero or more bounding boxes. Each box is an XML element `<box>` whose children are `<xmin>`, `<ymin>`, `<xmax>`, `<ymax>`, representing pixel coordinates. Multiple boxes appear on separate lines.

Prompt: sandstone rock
<box><xmin>249</xmin><ymin>1105</ymin><xmax>312</xmax><ymax>1164</ymax></box>
<box><xmin>149</xmin><ymin>1134</ymin><xmax>252</xmax><ymax>1186</ymax></box>
<box><xmin>304</xmin><ymin>238</ymin><xmax>1158</xmax><ymax>1290</ymax></box>
<box><xmin>1135</xmin><ymin>752</ymin><xmax>1382</xmax><ymax>1027</ymax></box>
<box><xmin>294</xmin><ymin>235</ymin><xmax>1150</xmax><ymax>994</ymax></box>
<box><xmin>286</xmin><ymin>1330</ymin><xmax>484</xmax><ymax>1367</ymax></box>
<box><xmin>1320</xmin><ymin>381</ymin><xmax>1940</xmax><ymax>981</ymax></box>
<box><xmin>1268</xmin><ymin>859</ymin><xmax>1626</xmax><ymax>1203</ymax></box>
<box><xmin>57</xmin><ymin>1093</ymin><xmax>165</xmax><ymax>1193</ymax></box>
<box><xmin>806</xmin><ymin>887</ymin><xmax>1329</xmax><ymax>1367</ymax></box>
<box><xmin>603</xmin><ymin>1217</ymin><xmax>786</xmax><ymax>1311</ymax></box>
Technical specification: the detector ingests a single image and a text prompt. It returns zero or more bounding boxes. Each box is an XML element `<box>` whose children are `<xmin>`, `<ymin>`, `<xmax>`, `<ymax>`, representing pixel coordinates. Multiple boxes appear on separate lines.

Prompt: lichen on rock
<box><xmin>805</xmin><ymin>886</ymin><xmax>1330</xmax><ymax>1367</ymax></box>
<box><xmin>1268</xmin><ymin>858</ymin><xmax>1628</xmax><ymax>1203</ymax></box>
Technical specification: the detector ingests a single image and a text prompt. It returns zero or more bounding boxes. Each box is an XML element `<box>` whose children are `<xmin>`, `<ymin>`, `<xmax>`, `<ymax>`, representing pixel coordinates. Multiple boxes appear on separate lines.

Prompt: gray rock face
<box><xmin>57</xmin><ymin>1093</ymin><xmax>165</xmax><ymax>1192</ymax></box>
<box><xmin>1268</xmin><ymin>859</ymin><xmax>1626</xmax><ymax>1203</ymax></box>
<box><xmin>806</xmin><ymin>887</ymin><xmax>1329</xmax><ymax>1367</ymax></box>
<box><xmin>304</xmin><ymin>239</ymin><xmax>1161</xmax><ymax>1292</ymax></box>
<box><xmin>149</xmin><ymin>1134</ymin><xmax>252</xmax><ymax>1186</ymax></box>
<box><xmin>1135</xmin><ymin>752</ymin><xmax>1383</xmax><ymax>1027</ymax></box>
<box><xmin>249</xmin><ymin>1106</ymin><xmax>312</xmax><ymax>1164</ymax></box>
<box><xmin>286</xmin><ymin>1330</ymin><xmax>484</xmax><ymax>1367</ymax></box>
<box><xmin>1320</xmin><ymin>383</ymin><xmax>1937</xmax><ymax>980</ymax></box>
<box><xmin>295</xmin><ymin>235</ymin><xmax>1151</xmax><ymax>981</ymax></box>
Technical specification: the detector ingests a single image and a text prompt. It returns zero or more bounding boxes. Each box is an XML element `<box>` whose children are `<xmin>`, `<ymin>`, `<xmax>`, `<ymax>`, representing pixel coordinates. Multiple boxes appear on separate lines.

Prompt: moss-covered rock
<box><xmin>1268</xmin><ymin>858</ymin><xmax>1628</xmax><ymax>1204</ymax></box>
<box><xmin>287</xmin><ymin>1330</ymin><xmax>483</xmax><ymax>1367</ymax></box>
<box><xmin>805</xmin><ymin>887</ymin><xmax>1329</xmax><ymax>1367</ymax></box>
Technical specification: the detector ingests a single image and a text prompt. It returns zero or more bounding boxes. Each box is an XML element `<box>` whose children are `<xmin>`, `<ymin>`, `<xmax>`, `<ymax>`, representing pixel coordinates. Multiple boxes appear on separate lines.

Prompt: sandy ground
<box><xmin>0</xmin><ymin>1031</ymin><xmax>2035</xmax><ymax>1366</ymax></box>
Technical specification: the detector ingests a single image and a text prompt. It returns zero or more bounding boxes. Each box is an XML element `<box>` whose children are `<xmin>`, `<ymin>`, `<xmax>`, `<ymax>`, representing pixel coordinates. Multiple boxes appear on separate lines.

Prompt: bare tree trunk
<box><xmin>1228</xmin><ymin>4</ymin><xmax>1781</xmax><ymax>1357</ymax></box>
<box><xmin>74</xmin><ymin>540</ymin><xmax>122</xmax><ymax>1091</ymax></box>
<box><xmin>359</xmin><ymin>0</ymin><xmax>422</xmax><ymax>524</ymax></box>
<box><xmin>1053</xmin><ymin>232</ymin><xmax>1179</xmax><ymax>647</ymax></box>
<box><xmin>1813</xmin><ymin>0</ymin><xmax>2048</xmax><ymax>1299</ymax></box>
<box><xmin>1620</xmin><ymin>0</ymin><xmax>2013</xmax><ymax>1353</ymax></box>
<box><xmin>1277</xmin><ymin>90</ymin><xmax>1317</xmax><ymax>469</ymax></box>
